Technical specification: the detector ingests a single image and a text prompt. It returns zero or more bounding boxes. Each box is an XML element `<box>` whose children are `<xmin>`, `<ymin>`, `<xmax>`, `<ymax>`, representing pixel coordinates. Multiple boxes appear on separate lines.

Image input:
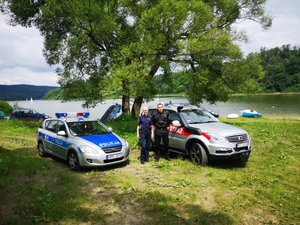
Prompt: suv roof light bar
<box><xmin>164</xmin><ymin>101</ymin><xmax>190</xmax><ymax>107</ymax></box>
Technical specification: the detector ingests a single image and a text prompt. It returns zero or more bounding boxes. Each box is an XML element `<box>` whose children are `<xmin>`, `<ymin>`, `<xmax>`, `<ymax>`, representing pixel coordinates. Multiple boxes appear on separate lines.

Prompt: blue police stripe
<box><xmin>80</xmin><ymin>133</ymin><xmax>122</xmax><ymax>148</ymax></box>
<box><xmin>39</xmin><ymin>132</ymin><xmax>70</xmax><ymax>148</ymax></box>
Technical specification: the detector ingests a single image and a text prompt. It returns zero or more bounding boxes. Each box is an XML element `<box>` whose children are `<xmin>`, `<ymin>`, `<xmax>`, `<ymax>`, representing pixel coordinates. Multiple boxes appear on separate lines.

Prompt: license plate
<box><xmin>236</xmin><ymin>142</ymin><xmax>248</xmax><ymax>148</ymax></box>
<box><xmin>106</xmin><ymin>153</ymin><xmax>122</xmax><ymax>160</ymax></box>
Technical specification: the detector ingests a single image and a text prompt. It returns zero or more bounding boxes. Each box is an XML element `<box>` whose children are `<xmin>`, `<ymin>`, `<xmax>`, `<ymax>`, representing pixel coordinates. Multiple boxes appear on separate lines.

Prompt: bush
<box><xmin>0</xmin><ymin>101</ymin><xmax>13</xmax><ymax>115</ymax></box>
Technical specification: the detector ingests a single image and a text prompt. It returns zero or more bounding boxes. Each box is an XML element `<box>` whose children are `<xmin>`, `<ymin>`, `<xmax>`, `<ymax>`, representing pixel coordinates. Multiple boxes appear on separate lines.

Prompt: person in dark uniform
<box><xmin>137</xmin><ymin>106</ymin><xmax>152</xmax><ymax>164</ymax></box>
<box><xmin>152</xmin><ymin>102</ymin><xmax>172</xmax><ymax>161</ymax></box>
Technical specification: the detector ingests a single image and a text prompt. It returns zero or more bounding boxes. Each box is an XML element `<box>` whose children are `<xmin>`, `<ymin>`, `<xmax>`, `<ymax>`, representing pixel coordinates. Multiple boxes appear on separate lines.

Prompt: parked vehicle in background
<box><xmin>11</xmin><ymin>108</ymin><xmax>49</xmax><ymax>120</ymax></box>
<box><xmin>0</xmin><ymin>111</ymin><xmax>10</xmax><ymax>120</ymax></box>
<box><xmin>148</xmin><ymin>103</ymin><xmax>252</xmax><ymax>166</ymax></box>
<box><xmin>100</xmin><ymin>103</ymin><xmax>122</xmax><ymax>123</ymax></box>
<box><xmin>37</xmin><ymin>112</ymin><xmax>130</xmax><ymax>170</ymax></box>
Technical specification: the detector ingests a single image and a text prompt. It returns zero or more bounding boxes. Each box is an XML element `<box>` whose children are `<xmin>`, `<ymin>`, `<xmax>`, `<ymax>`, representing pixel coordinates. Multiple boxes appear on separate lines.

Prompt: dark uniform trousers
<box><xmin>154</xmin><ymin>129</ymin><xmax>169</xmax><ymax>160</ymax></box>
<box><xmin>139</xmin><ymin>127</ymin><xmax>151</xmax><ymax>162</ymax></box>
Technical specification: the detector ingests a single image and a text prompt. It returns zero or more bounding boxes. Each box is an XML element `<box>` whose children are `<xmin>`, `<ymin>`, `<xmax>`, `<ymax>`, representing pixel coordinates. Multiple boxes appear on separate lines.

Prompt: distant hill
<box><xmin>0</xmin><ymin>84</ymin><xmax>58</xmax><ymax>101</ymax></box>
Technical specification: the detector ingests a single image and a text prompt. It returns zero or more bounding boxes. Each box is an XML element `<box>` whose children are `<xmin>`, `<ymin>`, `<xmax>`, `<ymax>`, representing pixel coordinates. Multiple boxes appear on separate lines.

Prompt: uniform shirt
<box><xmin>138</xmin><ymin>114</ymin><xmax>152</xmax><ymax>130</ymax></box>
<box><xmin>152</xmin><ymin>110</ymin><xmax>171</xmax><ymax>135</ymax></box>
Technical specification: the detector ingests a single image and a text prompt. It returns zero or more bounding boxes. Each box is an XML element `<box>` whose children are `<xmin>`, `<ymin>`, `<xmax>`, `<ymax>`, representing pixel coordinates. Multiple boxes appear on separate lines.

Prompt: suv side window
<box><xmin>167</xmin><ymin>110</ymin><xmax>180</xmax><ymax>122</ymax></box>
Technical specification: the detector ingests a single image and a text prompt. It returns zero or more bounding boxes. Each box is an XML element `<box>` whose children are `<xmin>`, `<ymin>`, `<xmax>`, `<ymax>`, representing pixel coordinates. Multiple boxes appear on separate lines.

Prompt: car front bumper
<box><xmin>207</xmin><ymin>139</ymin><xmax>252</xmax><ymax>160</ymax></box>
<box><xmin>78</xmin><ymin>147</ymin><xmax>130</xmax><ymax>167</ymax></box>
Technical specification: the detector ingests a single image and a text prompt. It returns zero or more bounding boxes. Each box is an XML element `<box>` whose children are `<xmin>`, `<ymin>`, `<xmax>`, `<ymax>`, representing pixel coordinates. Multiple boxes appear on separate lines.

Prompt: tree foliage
<box><xmin>0</xmin><ymin>101</ymin><xmax>13</xmax><ymax>115</ymax></box>
<box><xmin>260</xmin><ymin>45</ymin><xmax>300</xmax><ymax>92</ymax></box>
<box><xmin>1</xmin><ymin>0</ymin><xmax>272</xmax><ymax>116</ymax></box>
<box><xmin>223</xmin><ymin>52</ymin><xmax>264</xmax><ymax>94</ymax></box>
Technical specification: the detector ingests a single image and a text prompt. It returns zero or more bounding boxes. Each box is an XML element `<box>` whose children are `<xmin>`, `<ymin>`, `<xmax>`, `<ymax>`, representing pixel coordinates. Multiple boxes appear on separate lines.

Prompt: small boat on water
<box><xmin>227</xmin><ymin>113</ymin><xmax>239</xmax><ymax>119</ymax></box>
<box><xmin>240</xmin><ymin>109</ymin><xmax>262</xmax><ymax>118</ymax></box>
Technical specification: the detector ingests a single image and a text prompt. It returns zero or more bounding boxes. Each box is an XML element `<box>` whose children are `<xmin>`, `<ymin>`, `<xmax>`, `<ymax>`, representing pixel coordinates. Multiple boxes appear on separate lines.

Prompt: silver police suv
<box><xmin>149</xmin><ymin>104</ymin><xmax>252</xmax><ymax>165</ymax></box>
<box><xmin>37</xmin><ymin>112</ymin><xmax>130</xmax><ymax>170</ymax></box>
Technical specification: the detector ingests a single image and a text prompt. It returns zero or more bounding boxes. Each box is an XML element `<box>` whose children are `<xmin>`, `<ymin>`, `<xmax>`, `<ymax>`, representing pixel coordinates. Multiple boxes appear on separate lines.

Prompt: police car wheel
<box><xmin>68</xmin><ymin>151</ymin><xmax>81</xmax><ymax>171</ymax></box>
<box><xmin>189</xmin><ymin>142</ymin><xmax>208</xmax><ymax>166</ymax></box>
<box><xmin>38</xmin><ymin>142</ymin><xmax>47</xmax><ymax>157</ymax></box>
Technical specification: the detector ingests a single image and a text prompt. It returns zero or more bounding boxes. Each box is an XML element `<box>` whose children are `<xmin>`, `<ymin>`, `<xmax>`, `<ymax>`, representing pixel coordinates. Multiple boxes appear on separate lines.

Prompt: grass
<box><xmin>0</xmin><ymin>116</ymin><xmax>299</xmax><ymax>225</ymax></box>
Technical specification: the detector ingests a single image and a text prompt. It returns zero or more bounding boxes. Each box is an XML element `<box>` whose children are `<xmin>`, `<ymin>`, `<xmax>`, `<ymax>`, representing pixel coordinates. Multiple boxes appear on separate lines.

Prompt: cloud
<box><xmin>0</xmin><ymin>14</ymin><xmax>58</xmax><ymax>85</ymax></box>
<box><xmin>236</xmin><ymin>0</ymin><xmax>300</xmax><ymax>55</ymax></box>
<box><xmin>0</xmin><ymin>66</ymin><xmax>58</xmax><ymax>86</ymax></box>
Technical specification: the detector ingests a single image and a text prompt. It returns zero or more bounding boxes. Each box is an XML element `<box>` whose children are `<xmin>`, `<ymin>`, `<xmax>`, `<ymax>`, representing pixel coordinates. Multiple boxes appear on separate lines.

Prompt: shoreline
<box><xmin>221</xmin><ymin>114</ymin><xmax>300</xmax><ymax>120</ymax></box>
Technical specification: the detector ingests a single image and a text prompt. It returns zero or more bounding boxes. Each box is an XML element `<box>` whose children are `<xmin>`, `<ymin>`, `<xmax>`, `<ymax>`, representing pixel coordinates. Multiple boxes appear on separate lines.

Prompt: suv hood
<box><xmin>189</xmin><ymin>122</ymin><xmax>247</xmax><ymax>137</ymax></box>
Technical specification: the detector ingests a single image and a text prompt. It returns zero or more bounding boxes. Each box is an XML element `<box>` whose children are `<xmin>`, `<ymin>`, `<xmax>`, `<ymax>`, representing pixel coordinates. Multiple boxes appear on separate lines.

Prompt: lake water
<box><xmin>9</xmin><ymin>94</ymin><xmax>300</xmax><ymax>119</ymax></box>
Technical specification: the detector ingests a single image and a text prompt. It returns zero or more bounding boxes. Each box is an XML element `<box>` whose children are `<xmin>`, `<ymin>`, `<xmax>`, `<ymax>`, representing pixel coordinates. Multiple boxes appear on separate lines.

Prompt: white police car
<box><xmin>37</xmin><ymin>112</ymin><xmax>130</xmax><ymax>170</ymax></box>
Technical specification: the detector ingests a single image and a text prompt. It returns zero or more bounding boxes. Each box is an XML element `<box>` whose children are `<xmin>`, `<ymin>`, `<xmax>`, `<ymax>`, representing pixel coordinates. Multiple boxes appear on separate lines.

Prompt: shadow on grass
<box><xmin>209</xmin><ymin>158</ymin><xmax>249</xmax><ymax>169</ymax></box>
<box><xmin>168</xmin><ymin>151</ymin><xmax>248</xmax><ymax>170</ymax></box>
<box><xmin>0</xmin><ymin>146</ymin><xmax>234</xmax><ymax>225</ymax></box>
<box><xmin>40</xmin><ymin>151</ymin><xmax>130</xmax><ymax>173</ymax></box>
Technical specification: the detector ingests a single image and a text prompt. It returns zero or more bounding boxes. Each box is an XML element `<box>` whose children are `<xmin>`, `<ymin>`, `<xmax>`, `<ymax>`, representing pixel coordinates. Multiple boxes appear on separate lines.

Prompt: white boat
<box><xmin>227</xmin><ymin>113</ymin><xmax>239</xmax><ymax>119</ymax></box>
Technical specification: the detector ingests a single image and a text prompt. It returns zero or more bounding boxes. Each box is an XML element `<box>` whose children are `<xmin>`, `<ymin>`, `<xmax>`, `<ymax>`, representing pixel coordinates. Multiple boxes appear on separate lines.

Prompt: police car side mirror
<box><xmin>172</xmin><ymin>120</ymin><xmax>181</xmax><ymax>127</ymax></box>
<box><xmin>57</xmin><ymin>130</ymin><xmax>67</xmax><ymax>136</ymax></box>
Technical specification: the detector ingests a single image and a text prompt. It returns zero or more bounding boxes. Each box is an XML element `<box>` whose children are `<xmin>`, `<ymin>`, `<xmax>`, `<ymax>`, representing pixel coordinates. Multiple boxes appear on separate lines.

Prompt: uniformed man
<box><xmin>152</xmin><ymin>102</ymin><xmax>172</xmax><ymax>161</ymax></box>
<box><xmin>137</xmin><ymin>106</ymin><xmax>152</xmax><ymax>164</ymax></box>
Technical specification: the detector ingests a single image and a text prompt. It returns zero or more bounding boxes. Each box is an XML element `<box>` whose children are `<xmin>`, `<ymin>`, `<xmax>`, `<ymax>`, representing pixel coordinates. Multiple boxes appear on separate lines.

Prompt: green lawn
<box><xmin>0</xmin><ymin>117</ymin><xmax>299</xmax><ymax>225</ymax></box>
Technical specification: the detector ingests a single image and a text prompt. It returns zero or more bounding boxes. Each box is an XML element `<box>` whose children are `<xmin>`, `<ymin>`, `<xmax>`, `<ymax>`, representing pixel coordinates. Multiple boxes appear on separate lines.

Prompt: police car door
<box><xmin>167</xmin><ymin>110</ymin><xmax>186</xmax><ymax>152</ymax></box>
<box><xmin>52</xmin><ymin>121</ymin><xmax>69</xmax><ymax>159</ymax></box>
<box><xmin>43</xmin><ymin>120</ymin><xmax>58</xmax><ymax>155</ymax></box>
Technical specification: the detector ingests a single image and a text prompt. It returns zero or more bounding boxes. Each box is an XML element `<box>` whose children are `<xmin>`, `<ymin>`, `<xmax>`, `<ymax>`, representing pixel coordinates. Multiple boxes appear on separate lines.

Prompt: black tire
<box><xmin>68</xmin><ymin>150</ymin><xmax>81</xmax><ymax>171</ymax></box>
<box><xmin>189</xmin><ymin>142</ymin><xmax>208</xmax><ymax>166</ymax></box>
<box><xmin>38</xmin><ymin>142</ymin><xmax>47</xmax><ymax>157</ymax></box>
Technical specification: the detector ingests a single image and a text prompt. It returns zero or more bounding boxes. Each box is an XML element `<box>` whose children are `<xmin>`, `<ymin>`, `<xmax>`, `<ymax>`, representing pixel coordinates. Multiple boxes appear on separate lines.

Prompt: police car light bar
<box><xmin>55</xmin><ymin>112</ymin><xmax>90</xmax><ymax>118</ymax></box>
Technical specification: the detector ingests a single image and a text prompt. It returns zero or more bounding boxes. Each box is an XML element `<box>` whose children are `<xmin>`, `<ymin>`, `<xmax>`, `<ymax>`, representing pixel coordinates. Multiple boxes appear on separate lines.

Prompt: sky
<box><xmin>0</xmin><ymin>0</ymin><xmax>299</xmax><ymax>86</ymax></box>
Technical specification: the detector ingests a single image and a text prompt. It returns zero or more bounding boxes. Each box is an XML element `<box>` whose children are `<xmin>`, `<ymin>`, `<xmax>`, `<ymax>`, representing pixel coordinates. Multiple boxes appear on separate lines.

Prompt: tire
<box><xmin>38</xmin><ymin>142</ymin><xmax>47</xmax><ymax>157</ymax></box>
<box><xmin>68</xmin><ymin>150</ymin><xmax>81</xmax><ymax>171</ymax></box>
<box><xmin>189</xmin><ymin>142</ymin><xmax>208</xmax><ymax>166</ymax></box>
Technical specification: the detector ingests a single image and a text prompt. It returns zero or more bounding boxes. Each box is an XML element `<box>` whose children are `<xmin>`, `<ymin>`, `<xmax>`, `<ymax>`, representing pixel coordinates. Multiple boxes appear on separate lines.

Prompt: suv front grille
<box><xmin>102</xmin><ymin>146</ymin><xmax>122</xmax><ymax>153</ymax></box>
<box><xmin>226</xmin><ymin>134</ymin><xmax>248</xmax><ymax>143</ymax></box>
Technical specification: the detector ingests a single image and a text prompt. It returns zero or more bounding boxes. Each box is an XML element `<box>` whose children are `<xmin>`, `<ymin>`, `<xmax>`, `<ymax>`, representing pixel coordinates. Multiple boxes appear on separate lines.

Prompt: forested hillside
<box><xmin>260</xmin><ymin>45</ymin><xmax>300</xmax><ymax>92</ymax></box>
<box><xmin>0</xmin><ymin>85</ymin><xmax>57</xmax><ymax>101</ymax></box>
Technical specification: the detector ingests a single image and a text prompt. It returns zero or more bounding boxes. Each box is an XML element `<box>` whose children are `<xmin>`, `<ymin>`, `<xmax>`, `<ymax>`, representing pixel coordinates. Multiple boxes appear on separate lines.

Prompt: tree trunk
<box><xmin>121</xmin><ymin>79</ymin><xmax>130</xmax><ymax>114</ymax></box>
<box><xmin>131</xmin><ymin>96</ymin><xmax>143</xmax><ymax>118</ymax></box>
<box><xmin>131</xmin><ymin>62</ymin><xmax>160</xmax><ymax>118</ymax></box>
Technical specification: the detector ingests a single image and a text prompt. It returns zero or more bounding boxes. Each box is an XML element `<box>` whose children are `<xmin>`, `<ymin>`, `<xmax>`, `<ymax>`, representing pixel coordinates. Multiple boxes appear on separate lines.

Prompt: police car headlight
<box><xmin>125</xmin><ymin>141</ymin><xmax>129</xmax><ymax>149</ymax></box>
<box><xmin>79</xmin><ymin>145</ymin><xmax>98</xmax><ymax>154</ymax></box>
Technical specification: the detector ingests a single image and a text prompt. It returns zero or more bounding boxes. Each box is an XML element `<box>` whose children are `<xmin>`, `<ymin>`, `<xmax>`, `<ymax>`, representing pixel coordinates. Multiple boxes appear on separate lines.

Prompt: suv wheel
<box><xmin>189</xmin><ymin>142</ymin><xmax>208</xmax><ymax>166</ymax></box>
<box><xmin>38</xmin><ymin>142</ymin><xmax>47</xmax><ymax>157</ymax></box>
<box><xmin>68</xmin><ymin>151</ymin><xmax>81</xmax><ymax>171</ymax></box>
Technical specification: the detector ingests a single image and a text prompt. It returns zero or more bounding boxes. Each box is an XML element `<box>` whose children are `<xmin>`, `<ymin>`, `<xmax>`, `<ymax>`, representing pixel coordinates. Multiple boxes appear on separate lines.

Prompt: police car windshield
<box><xmin>180</xmin><ymin>109</ymin><xmax>218</xmax><ymax>124</ymax></box>
<box><xmin>67</xmin><ymin>120</ymin><xmax>110</xmax><ymax>136</ymax></box>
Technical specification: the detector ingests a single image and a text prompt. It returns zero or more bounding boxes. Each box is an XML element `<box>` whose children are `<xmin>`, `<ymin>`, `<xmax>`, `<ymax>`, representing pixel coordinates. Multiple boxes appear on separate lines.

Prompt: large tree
<box><xmin>1</xmin><ymin>0</ymin><xmax>271</xmax><ymax>116</ymax></box>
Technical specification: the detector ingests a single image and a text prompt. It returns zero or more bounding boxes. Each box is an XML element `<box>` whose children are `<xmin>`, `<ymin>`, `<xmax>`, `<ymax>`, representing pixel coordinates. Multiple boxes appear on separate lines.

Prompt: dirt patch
<box><xmin>194</xmin><ymin>187</ymin><xmax>216</xmax><ymax>211</ymax></box>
